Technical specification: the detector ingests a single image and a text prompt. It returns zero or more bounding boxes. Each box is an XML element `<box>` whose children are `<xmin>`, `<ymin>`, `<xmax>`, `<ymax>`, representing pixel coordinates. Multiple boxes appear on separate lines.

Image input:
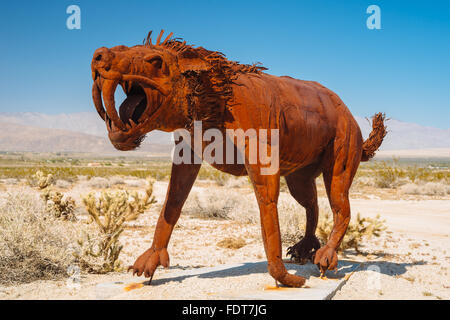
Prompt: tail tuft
<box><xmin>361</xmin><ymin>113</ymin><xmax>387</xmax><ymax>161</ymax></box>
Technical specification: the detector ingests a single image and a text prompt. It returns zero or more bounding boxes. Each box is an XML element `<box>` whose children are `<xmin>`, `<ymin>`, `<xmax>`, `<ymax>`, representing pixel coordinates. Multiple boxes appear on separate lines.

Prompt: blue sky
<box><xmin>0</xmin><ymin>0</ymin><xmax>449</xmax><ymax>128</ymax></box>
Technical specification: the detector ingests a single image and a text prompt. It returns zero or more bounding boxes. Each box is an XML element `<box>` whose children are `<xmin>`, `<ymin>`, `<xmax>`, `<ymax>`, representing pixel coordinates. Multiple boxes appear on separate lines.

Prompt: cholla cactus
<box><xmin>30</xmin><ymin>170</ymin><xmax>54</xmax><ymax>189</ymax></box>
<box><xmin>317</xmin><ymin>212</ymin><xmax>386</xmax><ymax>253</ymax></box>
<box><xmin>79</xmin><ymin>178</ymin><xmax>156</xmax><ymax>272</ymax></box>
<box><xmin>30</xmin><ymin>170</ymin><xmax>76</xmax><ymax>220</ymax></box>
<box><xmin>41</xmin><ymin>189</ymin><xmax>76</xmax><ymax>221</ymax></box>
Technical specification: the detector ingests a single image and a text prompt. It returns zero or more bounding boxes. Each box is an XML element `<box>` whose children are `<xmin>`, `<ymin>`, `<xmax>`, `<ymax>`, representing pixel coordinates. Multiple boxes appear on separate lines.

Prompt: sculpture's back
<box><xmin>91</xmin><ymin>30</ymin><xmax>386</xmax><ymax>287</ymax></box>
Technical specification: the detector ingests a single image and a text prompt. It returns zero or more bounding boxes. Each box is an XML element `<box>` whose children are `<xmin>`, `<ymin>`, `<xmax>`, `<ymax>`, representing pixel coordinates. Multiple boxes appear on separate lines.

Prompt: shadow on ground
<box><xmin>144</xmin><ymin>258</ymin><xmax>425</xmax><ymax>287</ymax></box>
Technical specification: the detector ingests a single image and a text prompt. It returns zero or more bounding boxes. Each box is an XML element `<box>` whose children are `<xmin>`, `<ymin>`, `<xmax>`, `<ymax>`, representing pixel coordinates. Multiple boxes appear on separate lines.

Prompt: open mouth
<box><xmin>118</xmin><ymin>82</ymin><xmax>147</xmax><ymax>126</ymax></box>
<box><xmin>92</xmin><ymin>71</ymin><xmax>167</xmax><ymax>150</ymax></box>
<box><xmin>93</xmin><ymin>75</ymin><xmax>165</xmax><ymax>131</ymax></box>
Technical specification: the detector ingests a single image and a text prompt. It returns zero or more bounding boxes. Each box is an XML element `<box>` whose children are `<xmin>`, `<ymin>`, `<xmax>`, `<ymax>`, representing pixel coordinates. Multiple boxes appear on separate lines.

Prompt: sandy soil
<box><xmin>0</xmin><ymin>180</ymin><xmax>449</xmax><ymax>300</ymax></box>
<box><xmin>334</xmin><ymin>199</ymin><xmax>449</xmax><ymax>299</ymax></box>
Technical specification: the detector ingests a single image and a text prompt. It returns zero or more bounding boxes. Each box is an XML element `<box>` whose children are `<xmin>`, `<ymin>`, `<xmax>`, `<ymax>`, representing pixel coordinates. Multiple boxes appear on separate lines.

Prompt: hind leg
<box><xmin>314</xmin><ymin>123</ymin><xmax>362</xmax><ymax>274</ymax></box>
<box><xmin>285</xmin><ymin>164</ymin><xmax>321</xmax><ymax>262</ymax></box>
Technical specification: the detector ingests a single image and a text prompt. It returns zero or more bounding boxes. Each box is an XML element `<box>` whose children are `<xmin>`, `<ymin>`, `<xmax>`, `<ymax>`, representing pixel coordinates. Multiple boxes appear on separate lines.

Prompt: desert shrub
<box><xmin>184</xmin><ymin>187</ymin><xmax>262</xmax><ymax>222</ymax></box>
<box><xmin>404</xmin><ymin>166</ymin><xmax>449</xmax><ymax>184</ymax></box>
<box><xmin>28</xmin><ymin>170</ymin><xmax>54</xmax><ymax>189</ymax></box>
<box><xmin>400</xmin><ymin>182</ymin><xmax>448</xmax><ymax>196</ymax></box>
<box><xmin>123</xmin><ymin>178</ymin><xmax>145</xmax><ymax>187</ymax></box>
<box><xmin>79</xmin><ymin>179</ymin><xmax>156</xmax><ymax>273</ymax></box>
<box><xmin>2</xmin><ymin>178</ymin><xmax>18</xmax><ymax>185</ymax></box>
<box><xmin>27</xmin><ymin>170</ymin><xmax>77</xmax><ymax>220</ymax></box>
<box><xmin>77</xmin><ymin>175</ymin><xmax>88</xmax><ymax>182</ymax></box>
<box><xmin>197</xmin><ymin>165</ymin><xmax>230</xmax><ymax>185</ymax></box>
<box><xmin>0</xmin><ymin>190</ymin><xmax>80</xmax><ymax>285</ymax></box>
<box><xmin>278</xmin><ymin>200</ymin><xmax>306</xmax><ymax>245</ymax></box>
<box><xmin>109</xmin><ymin>176</ymin><xmax>125</xmax><ymax>186</ymax></box>
<box><xmin>279</xmin><ymin>177</ymin><xmax>289</xmax><ymax>192</ymax></box>
<box><xmin>87</xmin><ymin>177</ymin><xmax>110</xmax><ymax>189</ymax></box>
<box><xmin>419</xmin><ymin>182</ymin><xmax>448</xmax><ymax>196</ymax></box>
<box><xmin>55</xmin><ymin>179</ymin><xmax>71</xmax><ymax>189</ymax></box>
<box><xmin>351</xmin><ymin>175</ymin><xmax>377</xmax><ymax>188</ymax></box>
<box><xmin>317</xmin><ymin>211</ymin><xmax>386</xmax><ymax>253</ymax></box>
<box><xmin>0</xmin><ymin>165</ymin><xmax>172</xmax><ymax>181</ymax></box>
<box><xmin>217</xmin><ymin>237</ymin><xmax>246</xmax><ymax>249</ymax></box>
<box><xmin>227</xmin><ymin>194</ymin><xmax>260</xmax><ymax>224</ymax></box>
<box><xmin>373</xmin><ymin>163</ymin><xmax>403</xmax><ymax>188</ymax></box>
<box><xmin>70</xmin><ymin>159</ymin><xmax>81</xmax><ymax>166</ymax></box>
<box><xmin>357</xmin><ymin>161</ymin><xmax>450</xmax><ymax>188</ymax></box>
<box><xmin>185</xmin><ymin>189</ymin><xmax>307</xmax><ymax>244</ymax></box>
<box><xmin>41</xmin><ymin>189</ymin><xmax>76</xmax><ymax>221</ymax></box>
<box><xmin>224</xmin><ymin>177</ymin><xmax>249</xmax><ymax>189</ymax></box>
<box><xmin>184</xmin><ymin>192</ymin><xmax>233</xmax><ymax>219</ymax></box>
<box><xmin>399</xmin><ymin>183</ymin><xmax>420</xmax><ymax>195</ymax></box>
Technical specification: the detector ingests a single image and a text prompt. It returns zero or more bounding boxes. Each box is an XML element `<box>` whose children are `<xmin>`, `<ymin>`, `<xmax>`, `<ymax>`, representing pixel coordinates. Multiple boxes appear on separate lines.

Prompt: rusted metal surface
<box><xmin>91</xmin><ymin>30</ymin><xmax>386</xmax><ymax>288</ymax></box>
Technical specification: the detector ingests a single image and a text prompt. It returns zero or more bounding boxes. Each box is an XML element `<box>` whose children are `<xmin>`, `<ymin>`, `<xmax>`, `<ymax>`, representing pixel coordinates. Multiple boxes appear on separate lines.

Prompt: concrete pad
<box><xmin>96</xmin><ymin>260</ymin><xmax>361</xmax><ymax>300</ymax></box>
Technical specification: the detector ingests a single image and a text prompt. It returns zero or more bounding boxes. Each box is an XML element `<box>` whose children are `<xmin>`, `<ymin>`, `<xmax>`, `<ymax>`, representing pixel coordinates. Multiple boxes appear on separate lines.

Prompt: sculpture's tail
<box><xmin>361</xmin><ymin>113</ymin><xmax>387</xmax><ymax>162</ymax></box>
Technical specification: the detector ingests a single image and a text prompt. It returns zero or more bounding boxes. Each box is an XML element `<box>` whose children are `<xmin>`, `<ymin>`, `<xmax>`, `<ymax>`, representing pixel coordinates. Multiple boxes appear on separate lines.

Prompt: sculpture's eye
<box><xmin>144</xmin><ymin>54</ymin><xmax>162</xmax><ymax>69</ymax></box>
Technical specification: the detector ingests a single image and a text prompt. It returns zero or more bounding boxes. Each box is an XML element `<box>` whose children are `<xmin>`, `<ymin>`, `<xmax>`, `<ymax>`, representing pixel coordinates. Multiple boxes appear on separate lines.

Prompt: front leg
<box><xmin>129</xmin><ymin>161</ymin><xmax>201</xmax><ymax>280</ymax></box>
<box><xmin>246</xmin><ymin>163</ymin><xmax>305</xmax><ymax>287</ymax></box>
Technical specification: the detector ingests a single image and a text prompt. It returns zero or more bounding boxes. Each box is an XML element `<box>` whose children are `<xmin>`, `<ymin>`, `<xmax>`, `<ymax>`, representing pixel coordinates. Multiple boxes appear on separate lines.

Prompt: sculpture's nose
<box><xmin>92</xmin><ymin>47</ymin><xmax>114</xmax><ymax>70</ymax></box>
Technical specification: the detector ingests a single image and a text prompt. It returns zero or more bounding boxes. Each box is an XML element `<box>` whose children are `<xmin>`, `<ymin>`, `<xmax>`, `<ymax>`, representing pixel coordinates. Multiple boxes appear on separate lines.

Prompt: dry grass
<box><xmin>372</xmin><ymin>163</ymin><xmax>405</xmax><ymax>188</ymax></box>
<box><xmin>55</xmin><ymin>179</ymin><xmax>71</xmax><ymax>189</ymax></box>
<box><xmin>86</xmin><ymin>177</ymin><xmax>110</xmax><ymax>189</ymax></box>
<box><xmin>357</xmin><ymin>160</ymin><xmax>449</xmax><ymax>189</ymax></box>
<box><xmin>109</xmin><ymin>176</ymin><xmax>126</xmax><ymax>186</ymax></box>
<box><xmin>184</xmin><ymin>190</ymin><xmax>245</xmax><ymax>220</ymax></box>
<box><xmin>400</xmin><ymin>182</ymin><xmax>449</xmax><ymax>196</ymax></box>
<box><xmin>0</xmin><ymin>165</ymin><xmax>172</xmax><ymax>182</ymax></box>
<box><xmin>0</xmin><ymin>179</ymin><xmax>158</xmax><ymax>285</ymax></box>
<box><xmin>184</xmin><ymin>189</ymin><xmax>307</xmax><ymax>244</ymax></box>
<box><xmin>182</xmin><ymin>188</ymin><xmax>387</xmax><ymax>253</ymax></box>
<box><xmin>216</xmin><ymin>237</ymin><xmax>247</xmax><ymax>249</ymax></box>
<box><xmin>278</xmin><ymin>200</ymin><xmax>305</xmax><ymax>245</ymax></box>
<box><xmin>223</xmin><ymin>177</ymin><xmax>250</xmax><ymax>189</ymax></box>
<box><xmin>0</xmin><ymin>189</ymin><xmax>81</xmax><ymax>285</ymax></box>
<box><xmin>197</xmin><ymin>165</ymin><xmax>231</xmax><ymax>186</ymax></box>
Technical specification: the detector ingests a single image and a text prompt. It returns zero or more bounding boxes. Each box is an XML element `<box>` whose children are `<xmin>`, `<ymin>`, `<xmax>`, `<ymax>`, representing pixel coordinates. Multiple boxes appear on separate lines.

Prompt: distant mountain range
<box><xmin>355</xmin><ymin>116</ymin><xmax>450</xmax><ymax>151</ymax></box>
<box><xmin>0</xmin><ymin>112</ymin><xmax>172</xmax><ymax>145</ymax></box>
<box><xmin>0</xmin><ymin>112</ymin><xmax>449</xmax><ymax>154</ymax></box>
<box><xmin>0</xmin><ymin>112</ymin><xmax>172</xmax><ymax>154</ymax></box>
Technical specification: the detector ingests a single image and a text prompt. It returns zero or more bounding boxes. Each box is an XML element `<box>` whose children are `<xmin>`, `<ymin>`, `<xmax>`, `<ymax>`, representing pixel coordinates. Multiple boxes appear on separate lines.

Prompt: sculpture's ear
<box><xmin>177</xmin><ymin>49</ymin><xmax>210</xmax><ymax>74</ymax></box>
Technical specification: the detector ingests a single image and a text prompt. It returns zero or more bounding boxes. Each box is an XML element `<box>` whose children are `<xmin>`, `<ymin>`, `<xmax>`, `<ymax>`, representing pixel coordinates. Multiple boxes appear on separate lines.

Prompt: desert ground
<box><xmin>0</xmin><ymin>152</ymin><xmax>449</xmax><ymax>300</ymax></box>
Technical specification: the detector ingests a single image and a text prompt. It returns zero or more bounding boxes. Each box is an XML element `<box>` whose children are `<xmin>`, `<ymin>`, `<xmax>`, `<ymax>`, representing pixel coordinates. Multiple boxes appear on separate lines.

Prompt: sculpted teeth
<box><xmin>105</xmin><ymin>114</ymin><xmax>111</xmax><ymax>130</ymax></box>
<box><xmin>99</xmin><ymin>75</ymin><xmax>164</xmax><ymax>133</ymax></box>
<box><xmin>103</xmin><ymin>79</ymin><xmax>126</xmax><ymax>131</ymax></box>
<box><xmin>128</xmin><ymin>120</ymin><xmax>138</xmax><ymax>132</ymax></box>
<box><xmin>124</xmin><ymin>119</ymin><xmax>138</xmax><ymax>132</ymax></box>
